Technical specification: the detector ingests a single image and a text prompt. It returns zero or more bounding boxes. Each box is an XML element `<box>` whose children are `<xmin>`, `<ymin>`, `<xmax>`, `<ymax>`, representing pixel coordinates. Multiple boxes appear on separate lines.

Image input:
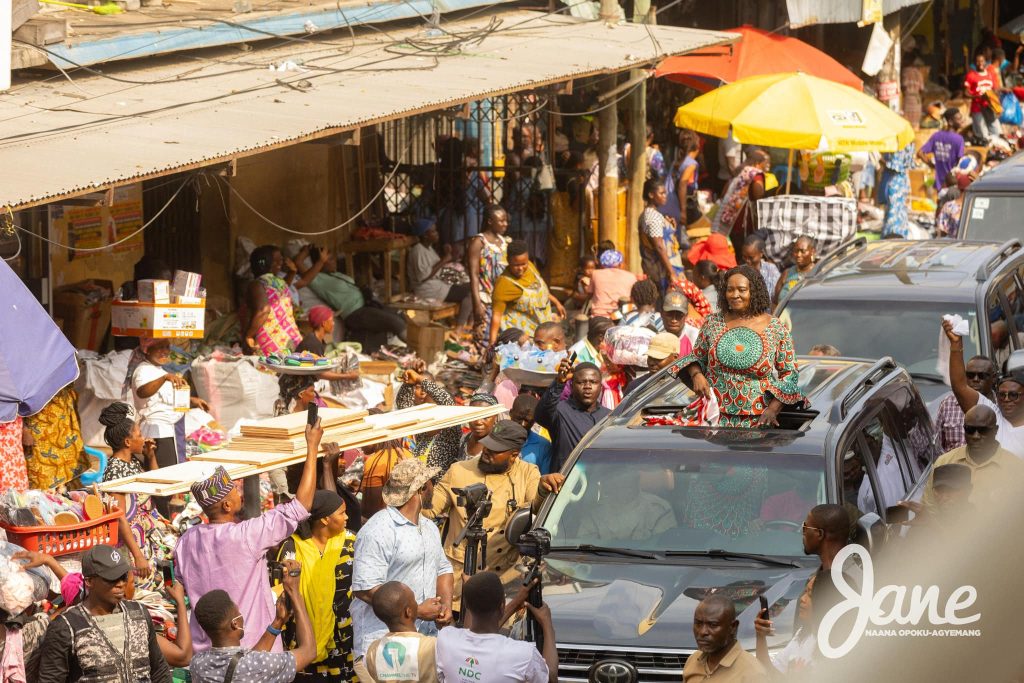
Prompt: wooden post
<box><xmin>625</xmin><ymin>4</ymin><xmax>654</xmax><ymax>272</ymax></box>
<box><xmin>598</xmin><ymin>76</ymin><xmax>620</xmax><ymax>246</ymax></box>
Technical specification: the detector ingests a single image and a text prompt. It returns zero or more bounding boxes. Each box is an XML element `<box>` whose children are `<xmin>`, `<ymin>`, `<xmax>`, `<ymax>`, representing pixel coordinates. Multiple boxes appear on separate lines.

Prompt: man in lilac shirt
<box><xmin>174</xmin><ymin>421</ymin><xmax>323</xmax><ymax>652</ymax></box>
<box><xmin>918</xmin><ymin>108</ymin><xmax>965</xmax><ymax>189</ymax></box>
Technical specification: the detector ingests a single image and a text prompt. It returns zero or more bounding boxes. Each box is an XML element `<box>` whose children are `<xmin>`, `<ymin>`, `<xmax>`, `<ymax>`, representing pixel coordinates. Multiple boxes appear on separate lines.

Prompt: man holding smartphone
<box><xmin>174</xmin><ymin>420</ymin><xmax>324</xmax><ymax>653</ymax></box>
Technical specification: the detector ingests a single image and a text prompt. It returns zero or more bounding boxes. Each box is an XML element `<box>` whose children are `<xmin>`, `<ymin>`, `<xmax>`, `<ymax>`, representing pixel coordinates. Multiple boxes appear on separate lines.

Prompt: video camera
<box><xmin>453</xmin><ymin>482</ymin><xmax>492</xmax><ymax>521</ymax></box>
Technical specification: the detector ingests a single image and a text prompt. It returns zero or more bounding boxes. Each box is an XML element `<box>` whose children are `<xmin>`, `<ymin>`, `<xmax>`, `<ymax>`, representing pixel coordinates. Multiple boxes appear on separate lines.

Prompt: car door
<box><xmin>836</xmin><ymin>402</ymin><xmax>913</xmax><ymax>522</ymax></box>
<box><xmin>985</xmin><ymin>271</ymin><xmax>1024</xmax><ymax>372</ymax></box>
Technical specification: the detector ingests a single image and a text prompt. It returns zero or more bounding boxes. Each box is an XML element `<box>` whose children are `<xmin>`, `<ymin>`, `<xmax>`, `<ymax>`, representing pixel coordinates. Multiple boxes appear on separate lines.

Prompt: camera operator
<box><xmin>424</xmin><ymin>420</ymin><xmax>565</xmax><ymax>605</ymax></box>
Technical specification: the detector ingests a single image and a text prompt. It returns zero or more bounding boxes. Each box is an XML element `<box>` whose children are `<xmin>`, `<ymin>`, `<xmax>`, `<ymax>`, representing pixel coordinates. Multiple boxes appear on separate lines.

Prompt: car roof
<box><xmin>967</xmin><ymin>150</ymin><xmax>1024</xmax><ymax>193</ymax></box>
<box><xmin>790</xmin><ymin>239</ymin><xmax>1011</xmax><ymax>301</ymax></box>
<box><xmin>589</xmin><ymin>357</ymin><xmax>887</xmax><ymax>458</ymax></box>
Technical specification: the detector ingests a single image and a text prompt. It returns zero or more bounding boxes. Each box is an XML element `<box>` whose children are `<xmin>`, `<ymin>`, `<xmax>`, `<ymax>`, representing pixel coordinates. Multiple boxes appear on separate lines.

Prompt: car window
<box><xmin>840</xmin><ymin>414</ymin><xmax>909</xmax><ymax>521</ymax></box>
<box><xmin>780</xmin><ymin>300</ymin><xmax>978</xmax><ymax>377</ymax></box>
<box><xmin>962</xmin><ymin>194</ymin><xmax>1018</xmax><ymax>242</ymax></box>
<box><xmin>543</xmin><ymin>448</ymin><xmax>825</xmax><ymax>556</ymax></box>
<box><xmin>988</xmin><ymin>275</ymin><xmax>1024</xmax><ymax>371</ymax></box>
<box><xmin>888</xmin><ymin>387</ymin><xmax>936</xmax><ymax>477</ymax></box>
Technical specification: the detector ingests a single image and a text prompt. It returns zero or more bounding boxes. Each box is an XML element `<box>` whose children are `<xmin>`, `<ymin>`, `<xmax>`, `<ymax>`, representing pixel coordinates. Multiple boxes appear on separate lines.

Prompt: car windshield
<box><xmin>779</xmin><ymin>301</ymin><xmax>979</xmax><ymax>376</ymax></box>
<box><xmin>963</xmin><ymin>195</ymin><xmax>1018</xmax><ymax>242</ymax></box>
<box><xmin>543</xmin><ymin>448</ymin><xmax>825</xmax><ymax>556</ymax></box>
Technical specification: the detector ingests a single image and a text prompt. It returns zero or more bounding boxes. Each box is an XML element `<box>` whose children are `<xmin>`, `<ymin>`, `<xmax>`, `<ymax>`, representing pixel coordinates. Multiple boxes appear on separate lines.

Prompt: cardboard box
<box><xmin>53</xmin><ymin>280</ymin><xmax>113</xmax><ymax>352</ymax></box>
<box><xmin>137</xmin><ymin>279</ymin><xmax>170</xmax><ymax>304</ymax></box>
<box><xmin>407</xmin><ymin>321</ymin><xmax>446</xmax><ymax>363</ymax></box>
<box><xmin>111</xmin><ymin>300</ymin><xmax>206</xmax><ymax>339</ymax></box>
<box><xmin>171</xmin><ymin>270</ymin><xmax>202</xmax><ymax>299</ymax></box>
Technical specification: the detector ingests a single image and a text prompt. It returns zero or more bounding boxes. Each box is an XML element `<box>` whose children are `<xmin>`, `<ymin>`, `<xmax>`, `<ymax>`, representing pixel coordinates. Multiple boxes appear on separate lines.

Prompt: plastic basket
<box><xmin>0</xmin><ymin>509</ymin><xmax>122</xmax><ymax>557</ymax></box>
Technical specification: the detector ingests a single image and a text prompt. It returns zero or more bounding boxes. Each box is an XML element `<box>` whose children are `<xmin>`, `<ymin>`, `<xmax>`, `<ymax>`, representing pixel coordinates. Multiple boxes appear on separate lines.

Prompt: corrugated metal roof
<box><xmin>0</xmin><ymin>11</ymin><xmax>736</xmax><ymax>210</ymax></box>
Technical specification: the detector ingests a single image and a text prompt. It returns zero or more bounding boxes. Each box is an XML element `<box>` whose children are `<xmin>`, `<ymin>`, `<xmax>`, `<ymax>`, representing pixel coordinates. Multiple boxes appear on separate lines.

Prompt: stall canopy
<box><xmin>674</xmin><ymin>71</ymin><xmax>914</xmax><ymax>153</ymax></box>
<box><xmin>656</xmin><ymin>25</ymin><xmax>863</xmax><ymax>92</ymax></box>
<box><xmin>0</xmin><ymin>11</ymin><xmax>737</xmax><ymax>210</ymax></box>
<box><xmin>0</xmin><ymin>259</ymin><xmax>79</xmax><ymax>423</ymax></box>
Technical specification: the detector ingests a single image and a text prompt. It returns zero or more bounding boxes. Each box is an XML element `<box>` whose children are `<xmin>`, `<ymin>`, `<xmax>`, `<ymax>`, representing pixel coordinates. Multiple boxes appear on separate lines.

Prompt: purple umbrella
<box><xmin>0</xmin><ymin>258</ymin><xmax>79</xmax><ymax>423</ymax></box>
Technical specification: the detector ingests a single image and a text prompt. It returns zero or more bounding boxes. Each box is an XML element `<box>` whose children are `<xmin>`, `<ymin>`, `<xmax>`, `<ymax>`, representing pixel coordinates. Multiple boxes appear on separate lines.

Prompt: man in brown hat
<box><xmin>351</xmin><ymin>459</ymin><xmax>454</xmax><ymax>666</ymax></box>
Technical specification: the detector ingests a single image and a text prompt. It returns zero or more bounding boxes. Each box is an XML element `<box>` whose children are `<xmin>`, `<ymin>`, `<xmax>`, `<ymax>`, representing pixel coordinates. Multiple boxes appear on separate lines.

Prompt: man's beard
<box><xmin>478</xmin><ymin>458</ymin><xmax>511</xmax><ymax>475</ymax></box>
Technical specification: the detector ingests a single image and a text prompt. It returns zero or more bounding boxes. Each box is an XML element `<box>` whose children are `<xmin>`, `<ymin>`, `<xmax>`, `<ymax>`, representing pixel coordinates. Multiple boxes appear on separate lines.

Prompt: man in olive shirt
<box><xmin>425</xmin><ymin>420</ymin><xmax>564</xmax><ymax>603</ymax></box>
<box><xmin>922</xmin><ymin>404</ymin><xmax>1024</xmax><ymax>509</ymax></box>
<box><xmin>683</xmin><ymin>595</ymin><xmax>767</xmax><ymax>682</ymax></box>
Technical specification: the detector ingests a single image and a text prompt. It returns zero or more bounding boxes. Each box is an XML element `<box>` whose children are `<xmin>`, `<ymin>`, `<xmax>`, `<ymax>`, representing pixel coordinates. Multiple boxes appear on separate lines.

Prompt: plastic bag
<box><xmin>1000</xmin><ymin>92</ymin><xmax>1023</xmax><ymax>126</ymax></box>
<box><xmin>605</xmin><ymin>326</ymin><xmax>656</xmax><ymax>367</ymax></box>
<box><xmin>0</xmin><ymin>541</ymin><xmax>56</xmax><ymax>615</ymax></box>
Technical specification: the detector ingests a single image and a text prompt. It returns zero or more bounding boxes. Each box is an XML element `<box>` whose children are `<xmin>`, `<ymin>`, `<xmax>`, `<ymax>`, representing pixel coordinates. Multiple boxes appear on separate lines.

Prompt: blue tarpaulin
<box><xmin>0</xmin><ymin>259</ymin><xmax>79</xmax><ymax>423</ymax></box>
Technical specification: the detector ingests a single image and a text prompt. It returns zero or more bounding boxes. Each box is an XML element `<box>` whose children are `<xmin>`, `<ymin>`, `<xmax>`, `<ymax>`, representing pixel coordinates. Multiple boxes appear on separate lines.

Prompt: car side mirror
<box><xmin>504</xmin><ymin>507</ymin><xmax>532</xmax><ymax>547</ymax></box>
<box><xmin>1007</xmin><ymin>349</ymin><xmax>1024</xmax><ymax>376</ymax></box>
<box><xmin>854</xmin><ymin>512</ymin><xmax>884</xmax><ymax>553</ymax></box>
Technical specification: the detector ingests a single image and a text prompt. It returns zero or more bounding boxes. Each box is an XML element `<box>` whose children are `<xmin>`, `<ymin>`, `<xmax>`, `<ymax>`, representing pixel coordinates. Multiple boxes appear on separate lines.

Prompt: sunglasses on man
<box><xmin>964</xmin><ymin>425</ymin><xmax>995</xmax><ymax>436</ymax></box>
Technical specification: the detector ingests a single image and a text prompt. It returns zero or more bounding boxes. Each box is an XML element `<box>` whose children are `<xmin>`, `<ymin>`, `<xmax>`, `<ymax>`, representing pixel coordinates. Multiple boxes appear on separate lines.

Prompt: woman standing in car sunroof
<box><xmin>677</xmin><ymin>264</ymin><xmax>804</xmax><ymax>428</ymax></box>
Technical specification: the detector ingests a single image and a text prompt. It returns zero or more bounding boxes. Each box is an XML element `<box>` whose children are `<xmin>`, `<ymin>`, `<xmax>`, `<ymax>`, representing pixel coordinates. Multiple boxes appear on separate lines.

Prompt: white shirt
<box><xmin>718</xmin><ymin>132</ymin><xmax>742</xmax><ymax>181</ymax></box>
<box><xmin>435</xmin><ymin>627</ymin><xmax>548</xmax><ymax>683</ymax></box>
<box><xmin>352</xmin><ymin>507</ymin><xmax>453</xmax><ymax>657</ymax></box>
<box><xmin>977</xmin><ymin>394</ymin><xmax>1024</xmax><ymax>458</ymax></box>
<box><xmin>857</xmin><ymin>436</ymin><xmax>906</xmax><ymax>513</ymax></box>
<box><xmin>131</xmin><ymin>360</ymin><xmax>182</xmax><ymax>438</ymax></box>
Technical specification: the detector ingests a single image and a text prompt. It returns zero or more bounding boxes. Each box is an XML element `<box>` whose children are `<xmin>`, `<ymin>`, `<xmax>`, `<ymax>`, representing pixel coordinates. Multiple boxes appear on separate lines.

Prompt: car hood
<box><xmin>531</xmin><ymin>555</ymin><xmax>815</xmax><ymax>650</ymax></box>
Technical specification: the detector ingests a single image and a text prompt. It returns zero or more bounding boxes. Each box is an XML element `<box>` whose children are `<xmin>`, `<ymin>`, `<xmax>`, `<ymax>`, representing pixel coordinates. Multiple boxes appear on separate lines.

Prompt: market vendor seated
<box><xmin>297</xmin><ymin>306</ymin><xmax>361</xmax><ymax>385</ymax></box>
<box><xmin>306</xmin><ymin>246</ymin><xmax>408</xmax><ymax>350</ymax></box>
<box><xmin>173</xmin><ymin>420</ymin><xmax>323</xmax><ymax>653</ymax></box>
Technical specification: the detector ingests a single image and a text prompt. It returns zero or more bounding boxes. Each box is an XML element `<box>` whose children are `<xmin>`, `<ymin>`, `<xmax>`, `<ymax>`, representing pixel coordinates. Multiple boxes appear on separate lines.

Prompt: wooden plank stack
<box><xmin>97</xmin><ymin>403</ymin><xmax>506</xmax><ymax>496</ymax></box>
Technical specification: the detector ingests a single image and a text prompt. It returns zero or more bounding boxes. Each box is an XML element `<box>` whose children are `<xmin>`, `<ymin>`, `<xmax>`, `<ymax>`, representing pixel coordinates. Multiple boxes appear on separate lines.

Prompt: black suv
<box><xmin>510</xmin><ymin>356</ymin><xmax>934</xmax><ymax>683</ymax></box>
<box><xmin>775</xmin><ymin>238</ymin><xmax>1024</xmax><ymax>408</ymax></box>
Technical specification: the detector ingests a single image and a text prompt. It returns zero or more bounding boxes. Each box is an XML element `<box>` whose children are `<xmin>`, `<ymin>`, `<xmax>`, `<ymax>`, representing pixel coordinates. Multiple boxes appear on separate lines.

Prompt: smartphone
<box><xmin>758</xmin><ymin>595</ymin><xmax>769</xmax><ymax>618</ymax></box>
<box><xmin>568</xmin><ymin>351</ymin><xmax>578</xmax><ymax>365</ymax></box>
<box><xmin>307</xmin><ymin>402</ymin><xmax>319</xmax><ymax>427</ymax></box>
<box><xmin>161</xmin><ymin>562</ymin><xmax>174</xmax><ymax>587</ymax></box>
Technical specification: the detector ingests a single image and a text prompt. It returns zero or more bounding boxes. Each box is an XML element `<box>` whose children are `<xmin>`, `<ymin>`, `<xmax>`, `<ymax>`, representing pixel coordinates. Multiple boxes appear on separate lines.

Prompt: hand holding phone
<box><xmin>758</xmin><ymin>595</ymin><xmax>769</xmax><ymax>618</ymax></box>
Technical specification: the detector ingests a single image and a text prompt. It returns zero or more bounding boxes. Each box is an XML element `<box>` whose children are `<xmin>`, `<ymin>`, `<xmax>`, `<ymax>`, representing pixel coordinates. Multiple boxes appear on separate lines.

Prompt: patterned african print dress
<box><xmin>681</xmin><ymin>313</ymin><xmax>803</xmax><ymax>427</ymax></box>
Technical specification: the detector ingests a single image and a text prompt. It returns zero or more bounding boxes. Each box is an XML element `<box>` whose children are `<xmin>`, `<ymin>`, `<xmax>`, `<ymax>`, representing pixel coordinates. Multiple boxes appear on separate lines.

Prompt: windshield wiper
<box><xmin>549</xmin><ymin>544</ymin><xmax>660</xmax><ymax>560</ymax></box>
<box><xmin>662</xmin><ymin>549</ymin><xmax>801</xmax><ymax>568</ymax></box>
<box><xmin>909</xmin><ymin>371</ymin><xmax>945</xmax><ymax>383</ymax></box>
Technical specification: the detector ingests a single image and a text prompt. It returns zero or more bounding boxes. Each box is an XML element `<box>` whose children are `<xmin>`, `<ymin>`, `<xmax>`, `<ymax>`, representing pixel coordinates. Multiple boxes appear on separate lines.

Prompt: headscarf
<box><xmin>308</xmin><ymin>306</ymin><xmax>333</xmax><ymax>329</ymax></box>
<box><xmin>468</xmin><ymin>393</ymin><xmax>499</xmax><ymax>406</ymax></box>
<box><xmin>599</xmin><ymin>250</ymin><xmax>624</xmax><ymax>268</ymax></box>
<box><xmin>413</xmin><ymin>218</ymin><xmax>436</xmax><ymax>236</ymax></box>
<box><xmin>60</xmin><ymin>572</ymin><xmax>85</xmax><ymax>607</ymax></box>
<box><xmin>309</xmin><ymin>490</ymin><xmax>344</xmax><ymax>523</ymax></box>
<box><xmin>99</xmin><ymin>402</ymin><xmax>136</xmax><ymax>450</ymax></box>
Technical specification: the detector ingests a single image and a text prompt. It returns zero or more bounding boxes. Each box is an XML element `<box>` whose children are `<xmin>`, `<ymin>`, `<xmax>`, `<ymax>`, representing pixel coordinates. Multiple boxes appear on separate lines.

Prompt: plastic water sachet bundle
<box><xmin>495</xmin><ymin>342</ymin><xmax>567</xmax><ymax>374</ymax></box>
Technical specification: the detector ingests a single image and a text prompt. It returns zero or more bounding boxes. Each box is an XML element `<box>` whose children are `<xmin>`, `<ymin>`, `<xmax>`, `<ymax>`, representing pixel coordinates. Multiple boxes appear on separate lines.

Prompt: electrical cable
<box><xmin>10</xmin><ymin>177</ymin><xmax>192</xmax><ymax>252</ymax></box>
<box><xmin>218</xmin><ymin>139</ymin><xmax>413</xmax><ymax>236</ymax></box>
<box><xmin>554</xmin><ymin>79</ymin><xmax>647</xmax><ymax>116</ymax></box>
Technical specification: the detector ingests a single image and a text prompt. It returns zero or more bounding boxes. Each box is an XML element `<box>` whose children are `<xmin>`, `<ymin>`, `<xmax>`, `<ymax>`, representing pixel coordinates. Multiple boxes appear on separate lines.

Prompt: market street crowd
<box><xmin>2</xmin><ymin>34</ymin><xmax>1024</xmax><ymax>683</ymax></box>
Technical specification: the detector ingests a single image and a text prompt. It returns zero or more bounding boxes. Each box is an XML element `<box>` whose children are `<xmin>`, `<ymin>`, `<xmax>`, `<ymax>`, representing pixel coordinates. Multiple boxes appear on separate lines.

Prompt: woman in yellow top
<box><xmin>276</xmin><ymin>489</ymin><xmax>357</xmax><ymax>682</ymax></box>
<box><xmin>488</xmin><ymin>239</ymin><xmax>565</xmax><ymax>346</ymax></box>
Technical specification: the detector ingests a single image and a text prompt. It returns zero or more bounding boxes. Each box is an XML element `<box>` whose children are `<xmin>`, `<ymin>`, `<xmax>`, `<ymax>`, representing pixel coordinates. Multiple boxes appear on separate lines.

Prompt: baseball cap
<box><xmin>479</xmin><ymin>420</ymin><xmax>529</xmax><ymax>452</ymax></box>
<box><xmin>382</xmin><ymin>459</ymin><xmax>440</xmax><ymax>507</ymax></box>
<box><xmin>82</xmin><ymin>544</ymin><xmax>132</xmax><ymax>581</ymax></box>
<box><xmin>647</xmin><ymin>332</ymin><xmax>681</xmax><ymax>360</ymax></box>
<box><xmin>661</xmin><ymin>290</ymin><xmax>688</xmax><ymax>314</ymax></box>
<box><xmin>932</xmin><ymin>463</ymin><xmax>972</xmax><ymax>491</ymax></box>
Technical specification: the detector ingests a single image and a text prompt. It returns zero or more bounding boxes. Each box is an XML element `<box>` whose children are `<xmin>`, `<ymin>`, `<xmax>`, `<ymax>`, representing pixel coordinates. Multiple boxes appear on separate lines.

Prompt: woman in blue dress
<box><xmin>880</xmin><ymin>143</ymin><xmax>916</xmax><ymax>238</ymax></box>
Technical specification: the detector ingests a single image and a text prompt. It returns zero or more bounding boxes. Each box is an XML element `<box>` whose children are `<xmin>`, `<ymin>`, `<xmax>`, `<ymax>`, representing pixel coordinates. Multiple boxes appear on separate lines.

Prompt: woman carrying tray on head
<box><xmin>99</xmin><ymin>402</ymin><xmax>173</xmax><ymax>591</ymax></box>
